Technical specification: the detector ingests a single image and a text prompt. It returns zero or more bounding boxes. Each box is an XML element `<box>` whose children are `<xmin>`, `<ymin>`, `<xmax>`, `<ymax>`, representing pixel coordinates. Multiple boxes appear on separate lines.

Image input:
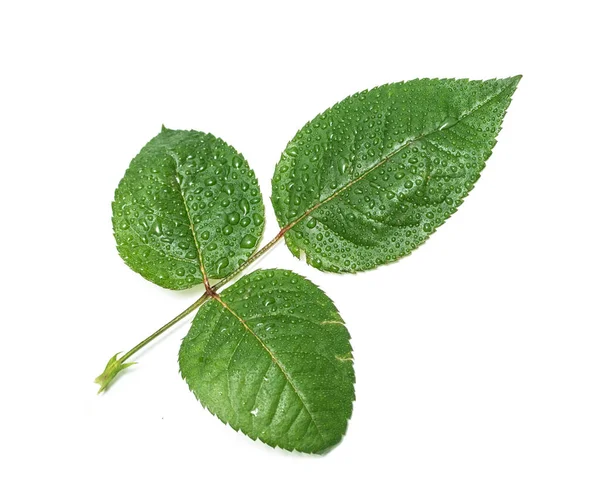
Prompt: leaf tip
<box><xmin>507</xmin><ymin>74</ymin><xmax>523</xmax><ymax>88</ymax></box>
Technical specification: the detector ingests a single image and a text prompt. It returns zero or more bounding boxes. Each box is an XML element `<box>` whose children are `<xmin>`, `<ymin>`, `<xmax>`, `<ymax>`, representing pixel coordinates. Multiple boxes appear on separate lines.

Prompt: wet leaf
<box><xmin>271</xmin><ymin>77</ymin><xmax>520</xmax><ymax>272</ymax></box>
<box><xmin>179</xmin><ymin>269</ymin><xmax>354</xmax><ymax>453</ymax></box>
<box><xmin>113</xmin><ymin>127</ymin><xmax>265</xmax><ymax>289</ymax></box>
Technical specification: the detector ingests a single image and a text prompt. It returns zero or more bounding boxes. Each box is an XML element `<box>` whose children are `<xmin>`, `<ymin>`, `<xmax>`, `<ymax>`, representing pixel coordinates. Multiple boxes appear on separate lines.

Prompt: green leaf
<box><xmin>113</xmin><ymin>128</ymin><xmax>265</xmax><ymax>290</ymax></box>
<box><xmin>179</xmin><ymin>269</ymin><xmax>355</xmax><ymax>454</ymax></box>
<box><xmin>271</xmin><ymin>77</ymin><xmax>520</xmax><ymax>272</ymax></box>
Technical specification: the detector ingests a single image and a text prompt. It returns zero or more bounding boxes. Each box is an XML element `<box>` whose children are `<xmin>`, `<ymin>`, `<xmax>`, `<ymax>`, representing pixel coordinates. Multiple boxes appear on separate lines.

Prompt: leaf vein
<box><xmin>283</xmin><ymin>82</ymin><xmax>515</xmax><ymax>234</ymax></box>
<box><xmin>168</xmin><ymin>151</ymin><xmax>209</xmax><ymax>280</ymax></box>
<box><xmin>212</xmin><ymin>294</ymin><xmax>327</xmax><ymax>445</ymax></box>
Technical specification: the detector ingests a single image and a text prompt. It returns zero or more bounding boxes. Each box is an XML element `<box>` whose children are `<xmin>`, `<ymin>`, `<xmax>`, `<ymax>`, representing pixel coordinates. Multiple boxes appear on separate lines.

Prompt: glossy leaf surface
<box><xmin>179</xmin><ymin>269</ymin><xmax>354</xmax><ymax>453</ymax></box>
<box><xmin>272</xmin><ymin>77</ymin><xmax>520</xmax><ymax>272</ymax></box>
<box><xmin>113</xmin><ymin>128</ymin><xmax>265</xmax><ymax>289</ymax></box>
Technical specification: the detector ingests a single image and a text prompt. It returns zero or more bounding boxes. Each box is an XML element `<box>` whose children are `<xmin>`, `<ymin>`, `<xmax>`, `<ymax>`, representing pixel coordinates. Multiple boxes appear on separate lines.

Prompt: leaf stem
<box><xmin>121</xmin><ymin>294</ymin><xmax>211</xmax><ymax>364</ymax></box>
<box><xmin>95</xmin><ymin>293</ymin><xmax>210</xmax><ymax>393</ymax></box>
<box><xmin>212</xmin><ymin>227</ymin><xmax>287</xmax><ymax>290</ymax></box>
<box><xmin>95</xmin><ymin>228</ymin><xmax>288</xmax><ymax>393</ymax></box>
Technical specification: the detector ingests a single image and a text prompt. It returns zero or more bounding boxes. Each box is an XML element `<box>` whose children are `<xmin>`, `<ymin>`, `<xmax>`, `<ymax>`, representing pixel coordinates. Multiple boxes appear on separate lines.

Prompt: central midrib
<box><xmin>213</xmin><ymin>294</ymin><xmax>328</xmax><ymax>445</ymax></box>
<box><xmin>282</xmin><ymin>82</ymin><xmax>514</xmax><ymax>235</ymax></box>
<box><xmin>169</xmin><ymin>151</ymin><xmax>209</xmax><ymax>278</ymax></box>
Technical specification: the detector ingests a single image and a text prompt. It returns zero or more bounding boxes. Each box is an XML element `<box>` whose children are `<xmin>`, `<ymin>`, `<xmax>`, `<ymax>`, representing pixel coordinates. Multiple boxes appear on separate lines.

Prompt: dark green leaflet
<box><xmin>271</xmin><ymin>77</ymin><xmax>520</xmax><ymax>273</ymax></box>
<box><xmin>179</xmin><ymin>269</ymin><xmax>355</xmax><ymax>453</ymax></box>
<box><xmin>113</xmin><ymin>128</ymin><xmax>265</xmax><ymax>290</ymax></box>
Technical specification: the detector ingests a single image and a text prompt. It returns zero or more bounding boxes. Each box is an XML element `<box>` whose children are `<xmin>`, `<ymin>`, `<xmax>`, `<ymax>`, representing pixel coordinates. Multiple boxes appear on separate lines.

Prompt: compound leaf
<box><xmin>113</xmin><ymin>128</ymin><xmax>265</xmax><ymax>290</ymax></box>
<box><xmin>179</xmin><ymin>269</ymin><xmax>354</xmax><ymax>454</ymax></box>
<box><xmin>271</xmin><ymin>77</ymin><xmax>520</xmax><ymax>272</ymax></box>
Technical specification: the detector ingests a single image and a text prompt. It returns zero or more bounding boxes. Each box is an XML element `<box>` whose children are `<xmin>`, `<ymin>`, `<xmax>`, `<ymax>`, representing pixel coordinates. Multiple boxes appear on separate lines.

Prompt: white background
<box><xmin>1</xmin><ymin>1</ymin><xmax>598</xmax><ymax>498</ymax></box>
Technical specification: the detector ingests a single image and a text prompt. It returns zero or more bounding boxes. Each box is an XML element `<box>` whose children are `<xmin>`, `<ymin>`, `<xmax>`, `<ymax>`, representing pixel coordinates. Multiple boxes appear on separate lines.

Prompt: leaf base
<box><xmin>95</xmin><ymin>353</ymin><xmax>136</xmax><ymax>394</ymax></box>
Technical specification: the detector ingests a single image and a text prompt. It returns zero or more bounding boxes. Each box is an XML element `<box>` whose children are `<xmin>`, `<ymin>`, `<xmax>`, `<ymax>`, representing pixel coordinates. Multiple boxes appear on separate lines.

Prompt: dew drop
<box><xmin>227</xmin><ymin>212</ymin><xmax>240</xmax><ymax>225</ymax></box>
<box><xmin>440</xmin><ymin>115</ymin><xmax>459</xmax><ymax>130</ymax></box>
<box><xmin>239</xmin><ymin>199</ymin><xmax>250</xmax><ymax>215</ymax></box>
<box><xmin>216</xmin><ymin>257</ymin><xmax>229</xmax><ymax>273</ymax></box>
<box><xmin>240</xmin><ymin>234</ymin><xmax>257</xmax><ymax>249</ymax></box>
